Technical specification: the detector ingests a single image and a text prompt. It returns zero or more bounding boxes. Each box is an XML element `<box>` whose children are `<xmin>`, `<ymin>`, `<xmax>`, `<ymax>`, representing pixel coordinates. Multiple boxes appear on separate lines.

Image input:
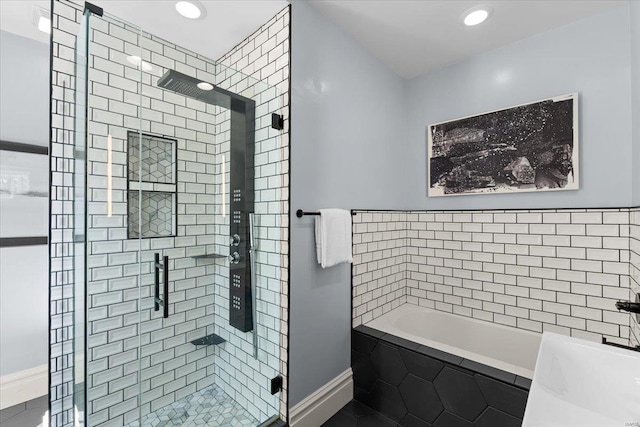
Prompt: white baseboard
<box><xmin>0</xmin><ymin>364</ymin><xmax>48</xmax><ymax>410</ymax></box>
<box><xmin>289</xmin><ymin>368</ymin><xmax>353</xmax><ymax>427</ymax></box>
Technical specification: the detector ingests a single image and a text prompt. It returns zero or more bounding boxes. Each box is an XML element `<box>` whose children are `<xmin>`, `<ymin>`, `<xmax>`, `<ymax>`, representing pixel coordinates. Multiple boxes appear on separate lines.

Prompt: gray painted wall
<box><xmin>0</xmin><ymin>31</ymin><xmax>50</xmax><ymax>376</ymax></box>
<box><xmin>0</xmin><ymin>31</ymin><xmax>50</xmax><ymax>147</ymax></box>
<box><xmin>289</xmin><ymin>3</ymin><xmax>637</xmax><ymax>406</ymax></box>
<box><xmin>405</xmin><ymin>6</ymin><xmax>633</xmax><ymax>211</ymax></box>
<box><xmin>0</xmin><ymin>247</ymin><xmax>49</xmax><ymax>375</ymax></box>
<box><xmin>289</xmin><ymin>1</ymin><xmax>407</xmax><ymax>405</ymax></box>
<box><xmin>632</xmin><ymin>2</ymin><xmax>640</xmax><ymax>206</ymax></box>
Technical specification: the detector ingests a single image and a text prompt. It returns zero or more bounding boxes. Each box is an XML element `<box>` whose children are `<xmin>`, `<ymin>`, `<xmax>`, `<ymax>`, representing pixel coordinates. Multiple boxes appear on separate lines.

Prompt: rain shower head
<box><xmin>157</xmin><ymin>69</ymin><xmax>245</xmax><ymax>110</ymax></box>
<box><xmin>158</xmin><ymin>69</ymin><xmax>206</xmax><ymax>98</ymax></box>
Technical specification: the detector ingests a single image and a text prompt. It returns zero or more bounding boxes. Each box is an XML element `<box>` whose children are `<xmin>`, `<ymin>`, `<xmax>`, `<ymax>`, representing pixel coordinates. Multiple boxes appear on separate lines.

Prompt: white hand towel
<box><xmin>315</xmin><ymin>208</ymin><xmax>353</xmax><ymax>268</ymax></box>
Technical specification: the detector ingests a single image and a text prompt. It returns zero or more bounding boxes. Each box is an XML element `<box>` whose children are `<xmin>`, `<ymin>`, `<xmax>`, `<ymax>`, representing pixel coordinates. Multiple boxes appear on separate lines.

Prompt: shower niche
<box><xmin>127</xmin><ymin>132</ymin><xmax>177</xmax><ymax>239</ymax></box>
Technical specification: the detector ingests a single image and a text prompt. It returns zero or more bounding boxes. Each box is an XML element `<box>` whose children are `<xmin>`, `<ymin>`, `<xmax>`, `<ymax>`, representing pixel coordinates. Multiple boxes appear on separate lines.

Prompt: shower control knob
<box><xmin>230</xmin><ymin>234</ymin><xmax>241</xmax><ymax>246</ymax></box>
<box><xmin>229</xmin><ymin>252</ymin><xmax>240</xmax><ymax>264</ymax></box>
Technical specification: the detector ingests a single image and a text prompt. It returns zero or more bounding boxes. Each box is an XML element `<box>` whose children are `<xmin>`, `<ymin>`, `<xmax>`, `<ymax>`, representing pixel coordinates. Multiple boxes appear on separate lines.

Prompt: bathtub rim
<box><xmin>359</xmin><ymin>305</ymin><xmax>539</xmax><ymax>389</ymax></box>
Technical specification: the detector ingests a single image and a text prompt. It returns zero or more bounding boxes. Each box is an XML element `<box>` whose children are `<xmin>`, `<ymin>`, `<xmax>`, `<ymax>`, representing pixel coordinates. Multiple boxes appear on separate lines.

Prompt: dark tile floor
<box><xmin>322</xmin><ymin>400</ymin><xmax>397</xmax><ymax>427</ymax></box>
<box><xmin>0</xmin><ymin>395</ymin><xmax>47</xmax><ymax>427</ymax></box>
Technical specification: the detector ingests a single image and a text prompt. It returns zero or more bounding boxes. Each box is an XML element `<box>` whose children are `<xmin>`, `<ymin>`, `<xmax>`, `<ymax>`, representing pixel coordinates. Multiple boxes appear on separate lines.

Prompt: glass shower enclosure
<box><xmin>51</xmin><ymin>1</ymin><xmax>286</xmax><ymax>426</ymax></box>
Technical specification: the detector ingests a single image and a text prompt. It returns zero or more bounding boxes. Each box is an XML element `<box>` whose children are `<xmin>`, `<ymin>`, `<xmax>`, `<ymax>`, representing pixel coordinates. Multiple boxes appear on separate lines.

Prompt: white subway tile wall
<box><xmin>215</xmin><ymin>7</ymin><xmax>290</xmax><ymax>419</ymax></box>
<box><xmin>353</xmin><ymin>209</ymin><xmax>636</xmax><ymax>347</ymax></box>
<box><xmin>630</xmin><ymin>208</ymin><xmax>640</xmax><ymax>347</ymax></box>
<box><xmin>352</xmin><ymin>212</ymin><xmax>408</xmax><ymax>326</ymax></box>
<box><xmin>51</xmin><ymin>1</ymin><xmax>290</xmax><ymax>425</ymax></box>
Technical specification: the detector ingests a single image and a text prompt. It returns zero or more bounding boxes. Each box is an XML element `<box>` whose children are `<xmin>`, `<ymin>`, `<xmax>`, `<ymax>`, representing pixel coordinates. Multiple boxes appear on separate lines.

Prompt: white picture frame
<box><xmin>427</xmin><ymin>93</ymin><xmax>579</xmax><ymax>197</ymax></box>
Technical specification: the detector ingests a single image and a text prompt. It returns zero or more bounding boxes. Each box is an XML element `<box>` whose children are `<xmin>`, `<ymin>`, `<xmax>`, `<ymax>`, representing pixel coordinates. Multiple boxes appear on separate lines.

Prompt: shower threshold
<box><xmin>126</xmin><ymin>384</ymin><xmax>258</xmax><ymax>427</ymax></box>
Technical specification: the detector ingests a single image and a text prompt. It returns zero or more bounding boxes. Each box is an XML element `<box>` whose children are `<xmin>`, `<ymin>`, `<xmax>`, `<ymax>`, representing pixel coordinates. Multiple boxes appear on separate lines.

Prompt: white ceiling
<box><xmin>0</xmin><ymin>0</ymin><xmax>289</xmax><ymax>62</ymax></box>
<box><xmin>307</xmin><ymin>0</ymin><xmax>628</xmax><ymax>79</ymax></box>
<box><xmin>91</xmin><ymin>0</ymin><xmax>288</xmax><ymax>61</ymax></box>
<box><xmin>0</xmin><ymin>0</ymin><xmax>627</xmax><ymax>79</ymax></box>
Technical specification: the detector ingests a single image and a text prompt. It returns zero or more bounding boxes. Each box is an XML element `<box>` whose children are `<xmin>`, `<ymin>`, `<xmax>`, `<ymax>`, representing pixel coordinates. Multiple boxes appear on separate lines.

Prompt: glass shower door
<box><xmin>81</xmin><ymin>11</ymin><xmax>145</xmax><ymax>427</ymax></box>
<box><xmin>73</xmin><ymin>7</ymin><xmax>89</xmax><ymax>425</ymax></box>
<box><xmin>75</xmin><ymin>6</ymin><xmax>284</xmax><ymax>426</ymax></box>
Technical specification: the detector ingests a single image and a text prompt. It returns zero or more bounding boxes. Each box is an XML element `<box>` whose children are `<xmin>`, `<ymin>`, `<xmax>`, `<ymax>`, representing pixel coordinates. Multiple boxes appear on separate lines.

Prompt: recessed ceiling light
<box><xmin>175</xmin><ymin>1</ymin><xmax>206</xmax><ymax>19</ymax></box>
<box><xmin>197</xmin><ymin>82</ymin><xmax>214</xmax><ymax>91</ymax></box>
<box><xmin>33</xmin><ymin>6</ymin><xmax>51</xmax><ymax>34</ymax></box>
<box><xmin>126</xmin><ymin>55</ymin><xmax>153</xmax><ymax>72</ymax></box>
<box><xmin>463</xmin><ymin>6</ymin><xmax>491</xmax><ymax>26</ymax></box>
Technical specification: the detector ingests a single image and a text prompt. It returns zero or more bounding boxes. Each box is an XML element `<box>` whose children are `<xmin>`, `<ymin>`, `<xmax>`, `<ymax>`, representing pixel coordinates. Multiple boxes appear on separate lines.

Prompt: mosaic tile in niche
<box><xmin>129</xmin><ymin>191</ymin><xmax>175</xmax><ymax>238</ymax></box>
<box><xmin>128</xmin><ymin>133</ymin><xmax>176</xmax><ymax>184</ymax></box>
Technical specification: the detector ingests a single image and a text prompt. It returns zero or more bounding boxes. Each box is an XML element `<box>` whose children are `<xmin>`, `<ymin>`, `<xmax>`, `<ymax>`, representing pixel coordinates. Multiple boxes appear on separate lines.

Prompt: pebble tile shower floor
<box><xmin>126</xmin><ymin>385</ymin><xmax>258</xmax><ymax>427</ymax></box>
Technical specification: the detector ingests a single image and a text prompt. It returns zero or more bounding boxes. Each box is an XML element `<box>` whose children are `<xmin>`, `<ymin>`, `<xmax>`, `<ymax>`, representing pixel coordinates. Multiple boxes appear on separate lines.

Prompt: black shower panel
<box><xmin>228</xmin><ymin>98</ymin><xmax>256</xmax><ymax>332</ymax></box>
<box><xmin>157</xmin><ymin>69</ymin><xmax>256</xmax><ymax>332</ymax></box>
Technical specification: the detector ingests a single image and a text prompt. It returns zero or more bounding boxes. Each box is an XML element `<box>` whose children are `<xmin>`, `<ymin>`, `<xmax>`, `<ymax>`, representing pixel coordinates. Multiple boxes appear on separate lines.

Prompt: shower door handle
<box><xmin>154</xmin><ymin>253</ymin><xmax>160</xmax><ymax>312</ymax></box>
<box><xmin>154</xmin><ymin>253</ymin><xmax>169</xmax><ymax>319</ymax></box>
<box><xmin>163</xmin><ymin>255</ymin><xmax>169</xmax><ymax>318</ymax></box>
<box><xmin>249</xmin><ymin>213</ymin><xmax>258</xmax><ymax>358</ymax></box>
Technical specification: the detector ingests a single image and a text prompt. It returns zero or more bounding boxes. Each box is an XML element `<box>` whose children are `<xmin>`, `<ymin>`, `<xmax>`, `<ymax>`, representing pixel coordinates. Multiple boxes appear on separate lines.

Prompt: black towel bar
<box><xmin>296</xmin><ymin>209</ymin><xmax>357</xmax><ymax>218</ymax></box>
<box><xmin>602</xmin><ymin>337</ymin><xmax>640</xmax><ymax>352</ymax></box>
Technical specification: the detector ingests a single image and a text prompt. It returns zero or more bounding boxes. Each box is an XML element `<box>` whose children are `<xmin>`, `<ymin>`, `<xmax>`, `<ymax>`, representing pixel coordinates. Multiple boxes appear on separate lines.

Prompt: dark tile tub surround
<box><xmin>352</xmin><ymin>326</ymin><xmax>529</xmax><ymax>427</ymax></box>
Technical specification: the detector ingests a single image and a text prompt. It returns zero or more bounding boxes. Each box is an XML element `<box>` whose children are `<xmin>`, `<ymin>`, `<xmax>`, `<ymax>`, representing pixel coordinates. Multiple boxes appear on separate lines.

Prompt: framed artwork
<box><xmin>428</xmin><ymin>93</ymin><xmax>578</xmax><ymax>197</ymax></box>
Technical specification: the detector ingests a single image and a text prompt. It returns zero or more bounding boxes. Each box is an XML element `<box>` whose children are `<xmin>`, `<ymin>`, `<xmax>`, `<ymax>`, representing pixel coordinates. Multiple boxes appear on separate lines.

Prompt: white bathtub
<box><xmin>365</xmin><ymin>304</ymin><xmax>542</xmax><ymax>379</ymax></box>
